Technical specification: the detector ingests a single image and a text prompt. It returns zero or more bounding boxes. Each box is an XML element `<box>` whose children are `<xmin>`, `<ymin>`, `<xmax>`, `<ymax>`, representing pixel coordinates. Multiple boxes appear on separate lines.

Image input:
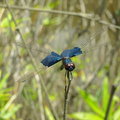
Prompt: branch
<box><xmin>0</xmin><ymin>4</ymin><xmax>120</xmax><ymax>29</ymax></box>
<box><xmin>0</xmin><ymin>4</ymin><xmax>93</xmax><ymax>17</ymax></box>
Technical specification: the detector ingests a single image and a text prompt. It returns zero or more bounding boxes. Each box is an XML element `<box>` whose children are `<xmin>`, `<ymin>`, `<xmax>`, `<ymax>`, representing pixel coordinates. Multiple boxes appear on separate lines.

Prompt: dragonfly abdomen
<box><xmin>62</xmin><ymin>58</ymin><xmax>75</xmax><ymax>71</ymax></box>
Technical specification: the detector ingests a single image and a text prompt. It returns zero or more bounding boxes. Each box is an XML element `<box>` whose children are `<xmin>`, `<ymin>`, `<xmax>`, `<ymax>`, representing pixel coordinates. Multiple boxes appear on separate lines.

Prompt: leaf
<box><xmin>0</xmin><ymin>13</ymin><xmax>27</xmax><ymax>30</ymax></box>
<box><xmin>43</xmin><ymin>18</ymin><xmax>51</xmax><ymax>25</ymax></box>
<box><xmin>49</xmin><ymin>1</ymin><xmax>59</xmax><ymax>8</ymax></box>
<box><xmin>69</xmin><ymin>112</ymin><xmax>103</xmax><ymax>120</ymax></box>
<box><xmin>0</xmin><ymin>93</ymin><xmax>10</xmax><ymax>102</ymax></box>
<box><xmin>0</xmin><ymin>73</ymin><xmax>10</xmax><ymax>89</ymax></box>
<box><xmin>0</xmin><ymin>104</ymin><xmax>21</xmax><ymax>119</ymax></box>
<box><xmin>43</xmin><ymin>17</ymin><xmax>61</xmax><ymax>26</ymax></box>
<box><xmin>49</xmin><ymin>93</ymin><xmax>57</xmax><ymax>101</ymax></box>
<box><xmin>45</xmin><ymin>1</ymin><xmax>60</xmax><ymax>9</ymax></box>
<box><xmin>113</xmin><ymin>108</ymin><xmax>120</xmax><ymax>120</ymax></box>
<box><xmin>102</xmin><ymin>77</ymin><xmax>109</xmax><ymax>111</ymax></box>
<box><xmin>0</xmin><ymin>14</ymin><xmax>12</xmax><ymax>28</ymax></box>
<box><xmin>45</xmin><ymin>106</ymin><xmax>55</xmax><ymax>120</ymax></box>
<box><xmin>108</xmin><ymin>96</ymin><xmax>120</xmax><ymax>119</ymax></box>
<box><xmin>77</xmin><ymin>88</ymin><xmax>104</xmax><ymax>117</ymax></box>
<box><xmin>25</xmin><ymin>64</ymin><xmax>34</xmax><ymax>71</ymax></box>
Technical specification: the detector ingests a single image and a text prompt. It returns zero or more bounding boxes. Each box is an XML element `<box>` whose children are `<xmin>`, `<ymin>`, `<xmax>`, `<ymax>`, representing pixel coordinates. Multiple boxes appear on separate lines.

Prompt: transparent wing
<box><xmin>77</xmin><ymin>27</ymin><xmax>107</xmax><ymax>49</ymax></box>
<box><xmin>74</xmin><ymin>27</ymin><xmax>108</xmax><ymax>54</ymax></box>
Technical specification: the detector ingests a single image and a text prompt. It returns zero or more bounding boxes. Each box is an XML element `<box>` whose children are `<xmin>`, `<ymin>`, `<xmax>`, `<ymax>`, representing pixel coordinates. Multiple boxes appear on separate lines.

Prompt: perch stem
<box><xmin>63</xmin><ymin>71</ymin><xmax>72</xmax><ymax>120</ymax></box>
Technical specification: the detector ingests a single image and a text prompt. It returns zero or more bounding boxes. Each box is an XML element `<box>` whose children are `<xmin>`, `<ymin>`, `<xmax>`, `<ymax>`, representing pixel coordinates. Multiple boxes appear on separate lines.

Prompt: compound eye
<box><xmin>71</xmin><ymin>63</ymin><xmax>75</xmax><ymax>69</ymax></box>
<box><xmin>65</xmin><ymin>63</ymin><xmax>75</xmax><ymax>71</ymax></box>
<box><xmin>70</xmin><ymin>63</ymin><xmax>74</xmax><ymax>67</ymax></box>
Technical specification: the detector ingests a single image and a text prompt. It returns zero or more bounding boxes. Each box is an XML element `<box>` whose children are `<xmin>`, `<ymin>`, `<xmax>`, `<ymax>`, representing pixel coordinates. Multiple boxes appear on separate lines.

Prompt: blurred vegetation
<box><xmin>0</xmin><ymin>72</ymin><xmax>21</xmax><ymax>120</ymax></box>
<box><xmin>69</xmin><ymin>77</ymin><xmax>120</xmax><ymax>120</ymax></box>
<box><xmin>0</xmin><ymin>0</ymin><xmax>120</xmax><ymax>120</ymax></box>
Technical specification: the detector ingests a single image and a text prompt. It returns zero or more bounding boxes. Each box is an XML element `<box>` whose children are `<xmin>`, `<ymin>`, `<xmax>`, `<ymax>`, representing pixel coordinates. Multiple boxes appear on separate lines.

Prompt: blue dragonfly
<box><xmin>41</xmin><ymin>47</ymin><xmax>82</xmax><ymax>72</ymax></box>
<box><xmin>40</xmin><ymin>47</ymin><xmax>84</xmax><ymax>80</ymax></box>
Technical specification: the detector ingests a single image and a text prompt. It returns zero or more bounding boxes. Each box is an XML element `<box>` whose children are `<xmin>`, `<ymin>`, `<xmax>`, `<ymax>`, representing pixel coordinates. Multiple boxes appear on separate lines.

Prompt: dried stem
<box><xmin>0</xmin><ymin>4</ymin><xmax>120</xmax><ymax>29</ymax></box>
<box><xmin>63</xmin><ymin>71</ymin><xmax>72</xmax><ymax>120</ymax></box>
<box><xmin>104</xmin><ymin>84</ymin><xmax>117</xmax><ymax>120</ymax></box>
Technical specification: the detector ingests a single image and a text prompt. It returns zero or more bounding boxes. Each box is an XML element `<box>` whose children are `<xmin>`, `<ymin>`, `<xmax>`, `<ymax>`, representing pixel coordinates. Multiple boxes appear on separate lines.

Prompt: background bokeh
<box><xmin>0</xmin><ymin>0</ymin><xmax>120</xmax><ymax>120</ymax></box>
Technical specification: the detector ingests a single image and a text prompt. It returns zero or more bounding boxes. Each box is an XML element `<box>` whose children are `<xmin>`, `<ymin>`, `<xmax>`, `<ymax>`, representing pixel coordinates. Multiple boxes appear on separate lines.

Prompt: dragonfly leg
<box><xmin>69</xmin><ymin>72</ymin><xmax>73</xmax><ymax>81</ymax></box>
<box><xmin>64</xmin><ymin>71</ymin><xmax>73</xmax><ymax>93</ymax></box>
<box><xmin>64</xmin><ymin>71</ymin><xmax>67</xmax><ymax>93</ymax></box>
<box><xmin>60</xmin><ymin>64</ymin><xmax>64</xmax><ymax>70</ymax></box>
<box><xmin>66</xmin><ymin>71</ymin><xmax>73</xmax><ymax>81</ymax></box>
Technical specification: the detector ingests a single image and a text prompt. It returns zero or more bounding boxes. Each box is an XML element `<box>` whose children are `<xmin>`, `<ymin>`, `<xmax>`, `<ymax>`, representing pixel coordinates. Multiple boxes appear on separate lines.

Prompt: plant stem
<box><xmin>0</xmin><ymin>5</ymin><xmax>120</xmax><ymax>29</ymax></box>
<box><xmin>104</xmin><ymin>84</ymin><xmax>117</xmax><ymax>120</ymax></box>
<box><xmin>63</xmin><ymin>71</ymin><xmax>72</xmax><ymax>120</ymax></box>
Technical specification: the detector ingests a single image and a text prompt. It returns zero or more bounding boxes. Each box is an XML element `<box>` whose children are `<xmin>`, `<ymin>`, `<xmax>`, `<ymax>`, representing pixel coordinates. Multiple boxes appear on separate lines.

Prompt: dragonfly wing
<box><xmin>41</xmin><ymin>52</ymin><xmax>62</xmax><ymax>67</ymax></box>
<box><xmin>61</xmin><ymin>47</ymin><xmax>82</xmax><ymax>58</ymax></box>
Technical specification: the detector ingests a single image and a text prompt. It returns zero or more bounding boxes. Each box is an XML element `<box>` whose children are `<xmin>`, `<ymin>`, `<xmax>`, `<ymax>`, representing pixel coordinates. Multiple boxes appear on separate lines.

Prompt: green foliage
<box><xmin>0</xmin><ymin>14</ymin><xmax>14</xmax><ymax>29</ymax></box>
<box><xmin>72</xmin><ymin>57</ymin><xmax>88</xmax><ymax>81</ymax></box>
<box><xmin>48</xmin><ymin>1</ymin><xmax>60</xmax><ymax>9</ymax></box>
<box><xmin>41</xmin><ymin>1</ymin><xmax>61</xmax><ymax>26</ymax></box>
<box><xmin>115</xmin><ymin>9</ymin><xmax>120</xmax><ymax>16</ymax></box>
<box><xmin>72</xmin><ymin>57</ymin><xmax>86</xmax><ymax>69</ymax></box>
<box><xmin>42</xmin><ymin>17</ymin><xmax>61</xmax><ymax>26</ymax></box>
<box><xmin>49</xmin><ymin>93</ymin><xmax>57</xmax><ymax>101</ymax></box>
<box><xmin>24</xmin><ymin>64</ymin><xmax>34</xmax><ymax>71</ymax></box>
<box><xmin>69</xmin><ymin>112</ymin><xmax>103</xmax><ymax>120</ymax></box>
<box><xmin>45</xmin><ymin>1</ymin><xmax>60</xmax><ymax>9</ymax></box>
<box><xmin>0</xmin><ymin>13</ymin><xmax>27</xmax><ymax>31</ymax></box>
<box><xmin>22</xmin><ymin>81</ymin><xmax>38</xmax><ymax>101</ymax></box>
<box><xmin>113</xmin><ymin>108</ymin><xmax>120</xmax><ymax>120</ymax></box>
<box><xmin>0</xmin><ymin>104</ymin><xmax>21</xmax><ymax>120</ymax></box>
<box><xmin>0</xmin><ymin>73</ymin><xmax>10</xmax><ymax>89</ymax></box>
<box><xmin>0</xmin><ymin>72</ymin><xmax>21</xmax><ymax>120</ymax></box>
<box><xmin>102</xmin><ymin>77</ymin><xmax>109</xmax><ymax>111</ymax></box>
<box><xmin>77</xmin><ymin>88</ymin><xmax>104</xmax><ymax>117</ymax></box>
<box><xmin>69</xmin><ymin>77</ymin><xmax>120</xmax><ymax>120</ymax></box>
<box><xmin>45</xmin><ymin>106</ymin><xmax>55</xmax><ymax>120</ymax></box>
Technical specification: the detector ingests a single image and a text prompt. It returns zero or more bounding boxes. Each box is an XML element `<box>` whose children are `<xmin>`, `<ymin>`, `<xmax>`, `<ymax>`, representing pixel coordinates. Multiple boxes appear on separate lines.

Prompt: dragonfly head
<box><xmin>65</xmin><ymin>63</ymin><xmax>75</xmax><ymax>71</ymax></box>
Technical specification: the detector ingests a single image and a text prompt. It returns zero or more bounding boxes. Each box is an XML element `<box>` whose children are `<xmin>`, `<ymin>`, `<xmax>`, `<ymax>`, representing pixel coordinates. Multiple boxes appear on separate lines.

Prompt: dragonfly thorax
<box><xmin>62</xmin><ymin>58</ymin><xmax>75</xmax><ymax>71</ymax></box>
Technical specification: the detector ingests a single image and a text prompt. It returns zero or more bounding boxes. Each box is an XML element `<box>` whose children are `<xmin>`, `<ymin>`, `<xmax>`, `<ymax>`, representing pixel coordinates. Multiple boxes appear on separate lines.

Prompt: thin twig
<box><xmin>5</xmin><ymin>0</ymin><xmax>59</xmax><ymax>120</ymax></box>
<box><xmin>63</xmin><ymin>71</ymin><xmax>72</xmax><ymax>120</ymax></box>
<box><xmin>104</xmin><ymin>84</ymin><xmax>117</xmax><ymax>120</ymax></box>
<box><xmin>0</xmin><ymin>4</ymin><xmax>92</xmax><ymax>17</ymax></box>
<box><xmin>0</xmin><ymin>4</ymin><xmax>120</xmax><ymax>29</ymax></box>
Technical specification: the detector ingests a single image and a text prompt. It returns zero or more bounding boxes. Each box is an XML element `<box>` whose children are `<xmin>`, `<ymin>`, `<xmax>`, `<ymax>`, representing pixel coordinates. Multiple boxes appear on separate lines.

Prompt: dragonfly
<box><xmin>41</xmin><ymin>47</ymin><xmax>82</xmax><ymax>72</ymax></box>
<box><xmin>16</xmin><ymin>27</ymin><xmax>108</xmax><ymax>81</ymax></box>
